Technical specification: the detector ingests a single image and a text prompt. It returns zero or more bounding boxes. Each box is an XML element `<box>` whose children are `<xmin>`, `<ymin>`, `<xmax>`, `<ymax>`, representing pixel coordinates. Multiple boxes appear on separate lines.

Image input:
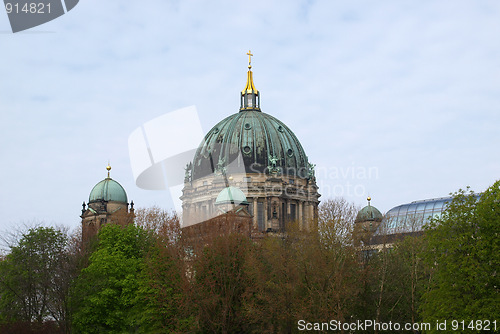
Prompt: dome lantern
<box><xmin>240</xmin><ymin>50</ymin><xmax>260</xmax><ymax>111</ymax></box>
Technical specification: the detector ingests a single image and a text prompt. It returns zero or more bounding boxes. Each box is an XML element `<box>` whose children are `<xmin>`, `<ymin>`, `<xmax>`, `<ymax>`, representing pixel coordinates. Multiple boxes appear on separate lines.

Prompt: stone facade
<box><xmin>181</xmin><ymin>171</ymin><xmax>320</xmax><ymax>231</ymax></box>
<box><xmin>81</xmin><ymin>200</ymin><xmax>134</xmax><ymax>245</ymax></box>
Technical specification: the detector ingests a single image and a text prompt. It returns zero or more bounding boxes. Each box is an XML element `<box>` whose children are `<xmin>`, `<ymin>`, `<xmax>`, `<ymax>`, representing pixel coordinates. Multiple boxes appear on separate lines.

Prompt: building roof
<box><xmin>215</xmin><ymin>186</ymin><xmax>249</xmax><ymax>205</ymax></box>
<box><xmin>191</xmin><ymin>57</ymin><xmax>312</xmax><ymax>180</ymax></box>
<box><xmin>355</xmin><ymin>199</ymin><xmax>383</xmax><ymax>223</ymax></box>
<box><xmin>355</xmin><ymin>205</ymin><xmax>383</xmax><ymax>223</ymax></box>
<box><xmin>88</xmin><ymin>166</ymin><xmax>128</xmax><ymax>204</ymax></box>
<box><xmin>374</xmin><ymin>194</ymin><xmax>481</xmax><ymax>236</ymax></box>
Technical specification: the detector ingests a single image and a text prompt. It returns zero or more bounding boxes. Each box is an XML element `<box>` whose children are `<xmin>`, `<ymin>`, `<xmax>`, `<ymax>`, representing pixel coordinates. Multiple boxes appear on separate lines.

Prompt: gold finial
<box><xmin>240</xmin><ymin>50</ymin><xmax>260</xmax><ymax>111</ymax></box>
<box><xmin>247</xmin><ymin>50</ymin><xmax>253</xmax><ymax>69</ymax></box>
<box><xmin>242</xmin><ymin>50</ymin><xmax>258</xmax><ymax>95</ymax></box>
<box><xmin>106</xmin><ymin>164</ymin><xmax>111</xmax><ymax>178</ymax></box>
<box><xmin>367</xmin><ymin>196</ymin><xmax>371</xmax><ymax>206</ymax></box>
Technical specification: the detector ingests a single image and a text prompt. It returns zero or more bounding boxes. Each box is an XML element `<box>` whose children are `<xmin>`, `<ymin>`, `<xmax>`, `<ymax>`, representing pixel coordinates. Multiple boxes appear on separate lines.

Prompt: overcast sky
<box><xmin>1</xmin><ymin>0</ymin><xmax>499</xmax><ymax>232</ymax></box>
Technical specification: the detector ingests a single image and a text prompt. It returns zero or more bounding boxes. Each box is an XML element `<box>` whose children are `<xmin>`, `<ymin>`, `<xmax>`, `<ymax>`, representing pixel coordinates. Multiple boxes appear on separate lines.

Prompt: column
<box><xmin>264</xmin><ymin>198</ymin><xmax>268</xmax><ymax>230</ymax></box>
<box><xmin>298</xmin><ymin>202</ymin><xmax>303</xmax><ymax>230</ymax></box>
<box><xmin>253</xmin><ymin>197</ymin><xmax>258</xmax><ymax>229</ymax></box>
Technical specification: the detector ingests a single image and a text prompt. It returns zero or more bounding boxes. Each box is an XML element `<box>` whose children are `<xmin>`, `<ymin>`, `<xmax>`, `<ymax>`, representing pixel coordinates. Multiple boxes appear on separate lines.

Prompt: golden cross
<box><xmin>247</xmin><ymin>50</ymin><xmax>253</xmax><ymax>68</ymax></box>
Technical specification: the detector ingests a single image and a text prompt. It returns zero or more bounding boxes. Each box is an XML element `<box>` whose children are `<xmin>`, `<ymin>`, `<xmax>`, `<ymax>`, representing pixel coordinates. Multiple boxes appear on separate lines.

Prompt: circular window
<box><xmin>244</xmin><ymin>123</ymin><xmax>252</xmax><ymax>130</ymax></box>
<box><xmin>287</xmin><ymin>149</ymin><xmax>294</xmax><ymax>157</ymax></box>
<box><xmin>278</xmin><ymin>125</ymin><xmax>284</xmax><ymax>132</ymax></box>
<box><xmin>243</xmin><ymin>146</ymin><xmax>252</xmax><ymax>154</ymax></box>
<box><xmin>213</xmin><ymin>127</ymin><xmax>219</xmax><ymax>134</ymax></box>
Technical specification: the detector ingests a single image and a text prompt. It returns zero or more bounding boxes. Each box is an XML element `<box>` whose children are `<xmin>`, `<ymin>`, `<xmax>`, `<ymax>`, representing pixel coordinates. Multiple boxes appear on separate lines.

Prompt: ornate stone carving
<box><xmin>184</xmin><ymin>162</ymin><xmax>193</xmax><ymax>183</ymax></box>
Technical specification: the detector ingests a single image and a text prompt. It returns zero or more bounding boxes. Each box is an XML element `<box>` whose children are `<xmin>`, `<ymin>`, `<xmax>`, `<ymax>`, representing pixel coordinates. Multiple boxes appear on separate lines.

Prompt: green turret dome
<box><xmin>215</xmin><ymin>186</ymin><xmax>249</xmax><ymax>205</ymax></box>
<box><xmin>88</xmin><ymin>166</ymin><xmax>128</xmax><ymax>203</ymax></box>
<box><xmin>355</xmin><ymin>197</ymin><xmax>383</xmax><ymax>223</ymax></box>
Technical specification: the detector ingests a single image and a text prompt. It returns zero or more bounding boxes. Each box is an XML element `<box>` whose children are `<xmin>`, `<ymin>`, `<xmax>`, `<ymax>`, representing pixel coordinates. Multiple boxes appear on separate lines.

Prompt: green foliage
<box><xmin>421</xmin><ymin>183</ymin><xmax>500</xmax><ymax>328</ymax></box>
<box><xmin>133</xmin><ymin>236</ymin><xmax>195</xmax><ymax>333</ymax></box>
<box><xmin>70</xmin><ymin>224</ymin><xmax>151</xmax><ymax>333</ymax></box>
<box><xmin>2</xmin><ymin>188</ymin><xmax>496</xmax><ymax>333</ymax></box>
<box><xmin>70</xmin><ymin>221</ymin><xmax>193</xmax><ymax>334</ymax></box>
<box><xmin>0</xmin><ymin>226</ymin><xmax>71</xmax><ymax>331</ymax></box>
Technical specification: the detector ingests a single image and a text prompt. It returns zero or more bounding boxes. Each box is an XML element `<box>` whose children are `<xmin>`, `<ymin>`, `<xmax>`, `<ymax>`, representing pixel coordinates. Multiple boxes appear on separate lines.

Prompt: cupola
<box><xmin>88</xmin><ymin>165</ymin><xmax>128</xmax><ymax>204</ymax></box>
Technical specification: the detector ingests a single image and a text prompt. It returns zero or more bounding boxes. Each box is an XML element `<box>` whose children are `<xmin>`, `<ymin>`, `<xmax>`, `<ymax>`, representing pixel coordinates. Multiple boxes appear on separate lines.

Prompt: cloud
<box><xmin>0</xmin><ymin>0</ymin><xmax>499</xmax><ymax>229</ymax></box>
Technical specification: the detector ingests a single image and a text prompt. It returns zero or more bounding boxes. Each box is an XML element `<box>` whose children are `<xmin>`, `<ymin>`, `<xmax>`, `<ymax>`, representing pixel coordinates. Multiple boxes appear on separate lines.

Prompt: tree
<box><xmin>243</xmin><ymin>233</ymin><xmax>301</xmax><ymax>333</ymax></box>
<box><xmin>71</xmin><ymin>209</ymin><xmax>193</xmax><ymax>334</ymax></box>
<box><xmin>134</xmin><ymin>208</ymin><xmax>195</xmax><ymax>333</ymax></box>
<box><xmin>0</xmin><ymin>226</ymin><xmax>75</xmax><ymax>333</ymax></box>
<box><xmin>243</xmin><ymin>199</ymin><xmax>362</xmax><ymax>333</ymax></box>
<box><xmin>305</xmin><ymin>199</ymin><xmax>362</xmax><ymax>324</ymax></box>
<box><xmin>359</xmin><ymin>235</ymin><xmax>428</xmax><ymax>333</ymax></box>
<box><xmin>318</xmin><ymin>198</ymin><xmax>359</xmax><ymax>247</ymax></box>
<box><xmin>421</xmin><ymin>182</ymin><xmax>500</xmax><ymax>327</ymax></box>
<box><xmin>134</xmin><ymin>206</ymin><xmax>181</xmax><ymax>239</ymax></box>
<box><xmin>191</xmin><ymin>233</ymin><xmax>255</xmax><ymax>334</ymax></box>
<box><xmin>70</xmin><ymin>224</ymin><xmax>151</xmax><ymax>333</ymax></box>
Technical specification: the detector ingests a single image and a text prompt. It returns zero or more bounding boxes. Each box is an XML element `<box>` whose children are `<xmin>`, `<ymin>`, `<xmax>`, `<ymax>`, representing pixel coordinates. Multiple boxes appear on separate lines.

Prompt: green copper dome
<box><xmin>215</xmin><ymin>186</ymin><xmax>249</xmax><ymax>205</ymax></box>
<box><xmin>191</xmin><ymin>60</ymin><xmax>312</xmax><ymax>181</ymax></box>
<box><xmin>355</xmin><ymin>203</ymin><xmax>383</xmax><ymax>223</ymax></box>
<box><xmin>89</xmin><ymin>177</ymin><xmax>128</xmax><ymax>204</ymax></box>
<box><xmin>192</xmin><ymin>110</ymin><xmax>310</xmax><ymax>180</ymax></box>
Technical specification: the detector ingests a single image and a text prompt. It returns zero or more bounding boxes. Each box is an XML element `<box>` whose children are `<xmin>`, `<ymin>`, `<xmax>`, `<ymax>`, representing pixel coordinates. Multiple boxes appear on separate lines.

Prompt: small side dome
<box><xmin>215</xmin><ymin>186</ymin><xmax>248</xmax><ymax>205</ymax></box>
<box><xmin>88</xmin><ymin>165</ymin><xmax>128</xmax><ymax>204</ymax></box>
<box><xmin>355</xmin><ymin>197</ymin><xmax>383</xmax><ymax>223</ymax></box>
<box><xmin>89</xmin><ymin>179</ymin><xmax>128</xmax><ymax>203</ymax></box>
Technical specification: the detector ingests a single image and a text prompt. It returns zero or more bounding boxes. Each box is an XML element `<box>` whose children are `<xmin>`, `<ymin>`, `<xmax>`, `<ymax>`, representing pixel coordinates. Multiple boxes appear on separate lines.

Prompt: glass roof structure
<box><xmin>375</xmin><ymin>194</ymin><xmax>481</xmax><ymax>236</ymax></box>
